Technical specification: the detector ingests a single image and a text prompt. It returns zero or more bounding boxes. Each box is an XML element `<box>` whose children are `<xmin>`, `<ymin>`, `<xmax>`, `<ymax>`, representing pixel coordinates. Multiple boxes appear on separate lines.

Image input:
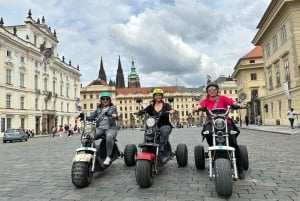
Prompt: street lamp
<box><xmin>238</xmin><ymin>92</ymin><xmax>246</xmax><ymax>127</ymax></box>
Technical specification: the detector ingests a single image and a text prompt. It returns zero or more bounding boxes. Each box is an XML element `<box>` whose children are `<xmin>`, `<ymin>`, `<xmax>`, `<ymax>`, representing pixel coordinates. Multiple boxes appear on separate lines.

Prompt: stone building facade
<box><xmin>0</xmin><ymin>10</ymin><xmax>81</xmax><ymax>135</ymax></box>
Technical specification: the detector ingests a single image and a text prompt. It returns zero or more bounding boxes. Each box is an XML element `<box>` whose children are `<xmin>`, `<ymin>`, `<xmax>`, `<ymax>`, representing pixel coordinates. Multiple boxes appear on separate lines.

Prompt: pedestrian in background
<box><xmin>245</xmin><ymin>115</ymin><xmax>249</xmax><ymax>126</ymax></box>
<box><xmin>59</xmin><ymin>125</ymin><xmax>64</xmax><ymax>139</ymax></box>
<box><xmin>257</xmin><ymin>115</ymin><xmax>261</xmax><ymax>126</ymax></box>
<box><xmin>52</xmin><ymin>126</ymin><xmax>57</xmax><ymax>139</ymax></box>
<box><xmin>287</xmin><ymin>108</ymin><xmax>295</xmax><ymax>129</ymax></box>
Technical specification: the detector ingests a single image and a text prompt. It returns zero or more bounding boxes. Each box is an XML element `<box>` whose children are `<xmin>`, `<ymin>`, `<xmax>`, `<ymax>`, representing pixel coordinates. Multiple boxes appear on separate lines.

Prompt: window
<box><xmin>251</xmin><ymin>73</ymin><xmax>257</xmax><ymax>80</ymax></box>
<box><xmin>7</xmin><ymin>118</ymin><xmax>11</xmax><ymax>129</ymax></box>
<box><xmin>284</xmin><ymin>59</ymin><xmax>290</xmax><ymax>81</ymax></box>
<box><xmin>83</xmin><ymin>104</ymin><xmax>87</xmax><ymax>110</ymax></box>
<box><xmin>20</xmin><ymin>56</ymin><xmax>25</xmax><ymax>63</ymax></box>
<box><xmin>280</xmin><ymin>25</ymin><xmax>287</xmax><ymax>43</ymax></box>
<box><xmin>90</xmin><ymin>94</ymin><xmax>93</xmax><ymax>99</ymax></box>
<box><xmin>6</xmin><ymin>69</ymin><xmax>12</xmax><ymax>84</ymax></box>
<box><xmin>34</xmin><ymin>75</ymin><xmax>38</xmax><ymax>90</ymax></box>
<box><xmin>1</xmin><ymin>118</ymin><xmax>5</xmax><ymax>132</ymax></box>
<box><xmin>35</xmin><ymin>61</ymin><xmax>38</xmax><ymax>68</ymax></box>
<box><xmin>272</xmin><ymin>35</ymin><xmax>278</xmax><ymax>50</ymax></box>
<box><xmin>20</xmin><ymin>96</ymin><xmax>25</xmax><ymax>109</ymax></box>
<box><xmin>53</xmin><ymin>81</ymin><xmax>56</xmax><ymax>94</ymax></box>
<box><xmin>249</xmin><ymin>59</ymin><xmax>255</xmax><ymax>64</ymax></box>
<box><xmin>66</xmin><ymin>87</ymin><xmax>69</xmax><ymax>98</ymax></box>
<box><xmin>20</xmin><ymin>73</ymin><xmax>25</xmax><ymax>87</ymax></box>
<box><xmin>90</xmin><ymin>103</ymin><xmax>93</xmax><ymax>109</ymax></box>
<box><xmin>265</xmin><ymin>43</ymin><xmax>271</xmax><ymax>58</ymax></box>
<box><xmin>21</xmin><ymin>118</ymin><xmax>25</xmax><ymax>129</ymax></box>
<box><xmin>34</xmin><ymin>35</ymin><xmax>37</xmax><ymax>46</ymax></box>
<box><xmin>268</xmin><ymin>68</ymin><xmax>273</xmax><ymax>89</ymax></box>
<box><xmin>275</xmin><ymin>64</ymin><xmax>280</xmax><ymax>86</ymax></box>
<box><xmin>6</xmin><ymin>94</ymin><xmax>11</xmax><ymax>108</ymax></box>
<box><xmin>43</xmin><ymin>64</ymin><xmax>47</xmax><ymax>72</ymax></box>
<box><xmin>35</xmin><ymin>98</ymin><xmax>38</xmax><ymax>110</ymax></box>
<box><xmin>60</xmin><ymin>85</ymin><xmax>63</xmax><ymax>96</ymax></box>
<box><xmin>6</xmin><ymin>50</ymin><xmax>11</xmax><ymax>57</ymax></box>
<box><xmin>43</xmin><ymin>78</ymin><xmax>48</xmax><ymax>92</ymax></box>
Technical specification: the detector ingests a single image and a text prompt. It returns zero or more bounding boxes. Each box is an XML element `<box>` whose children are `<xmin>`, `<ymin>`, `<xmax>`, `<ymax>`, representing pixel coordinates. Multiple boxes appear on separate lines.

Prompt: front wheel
<box><xmin>214</xmin><ymin>158</ymin><xmax>233</xmax><ymax>197</ymax></box>
<box><xmin>124</xmin><ymin>144</ymin><xmax>137</xmax><ymax>166</ymax></box>
<box><xmin>239</xmin><ymin>145</ymin><xmax>249</xmax><ymax>170</ymax></box>
<box><xmin>175</xmin><ymin>143</ymin><xmax>188</xmax><ymax>167</ymax></box>
<box><xmin>71</xmin><ymin>161</ymin><xmax>93</xmax><ymax>188</ymax></box>
<box><xmin>135</xmin><ymin>160</ymin><xmax>154</xmax><ymax>188</ymax></box>
<box><xmin>194</xmin><ymin>145</ymin><xmax>205</xmax><ymax>170</ymax></box>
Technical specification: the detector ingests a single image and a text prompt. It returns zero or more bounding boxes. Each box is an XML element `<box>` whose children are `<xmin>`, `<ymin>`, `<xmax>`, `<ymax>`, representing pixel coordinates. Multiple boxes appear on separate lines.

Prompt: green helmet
<box><xmin>99</xmin><ymin>92</ymin><xmax>111</xmax><ymax>99</ymax></box>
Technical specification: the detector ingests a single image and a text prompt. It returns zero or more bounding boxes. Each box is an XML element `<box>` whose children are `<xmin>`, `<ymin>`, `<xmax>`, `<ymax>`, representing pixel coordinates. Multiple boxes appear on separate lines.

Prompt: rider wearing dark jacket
<box><xmin>193</xmin><ymin>82</ymin><xmax>246</xmax><ymax>179</ymax></box>
<box><xmin>137</xmin><ymin>88</ymin><xmax>175</xmax><ymax>154</ymax></box>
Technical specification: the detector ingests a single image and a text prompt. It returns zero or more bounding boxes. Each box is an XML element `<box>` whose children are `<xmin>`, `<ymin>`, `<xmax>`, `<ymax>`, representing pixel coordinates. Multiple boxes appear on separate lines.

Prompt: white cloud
<box><xmin>0</xmin><ymin>0</ymin><xmax>271</xmax><ymax>87</ymax></box>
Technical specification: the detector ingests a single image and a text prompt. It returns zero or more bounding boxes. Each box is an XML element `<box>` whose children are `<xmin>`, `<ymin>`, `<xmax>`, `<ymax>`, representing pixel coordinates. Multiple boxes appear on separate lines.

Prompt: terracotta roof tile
<box><xmin>242</xmin><ymin>46</ymin><xmax>263</xmax><ymax>59</ymax></box>
<box><xmin>87</xmin><ymin>79</ymin><xmax>108</xmax><ymax>86</ymax></box>
<box><xmin>116</xmin><ymin>86</ymin><xmax>179</xmax><ymax>95</ymax></box>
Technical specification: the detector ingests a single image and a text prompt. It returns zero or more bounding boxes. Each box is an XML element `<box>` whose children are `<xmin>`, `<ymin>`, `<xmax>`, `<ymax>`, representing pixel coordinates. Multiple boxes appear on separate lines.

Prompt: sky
<box><xmin>0</xmin><ymin>0</ymin><xmax>271</xmax><ymax>88</ymax></box>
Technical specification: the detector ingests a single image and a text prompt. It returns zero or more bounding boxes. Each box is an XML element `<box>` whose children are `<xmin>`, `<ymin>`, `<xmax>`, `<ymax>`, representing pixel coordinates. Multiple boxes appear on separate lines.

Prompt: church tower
<box><xmin>98</xmin><ymin>56</ymin><xmax>107</xmax><ymax>82</ymax></box>
<box><xmin>115</xmin><ymin>56</ymin><xmax>125</xmax><ymax>88</ymax></box>
<box><xmin>128</xmin><ymin>57</ymin><xmax>140</xmax><ymax>88</ymax></box>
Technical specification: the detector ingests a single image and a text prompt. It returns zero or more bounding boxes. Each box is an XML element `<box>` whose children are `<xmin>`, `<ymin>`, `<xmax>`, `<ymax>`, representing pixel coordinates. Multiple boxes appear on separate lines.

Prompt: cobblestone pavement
<box><xmin>0</xmin><ymin>128</ymin><xmax>299</xmax><ymax>201</ymax></box>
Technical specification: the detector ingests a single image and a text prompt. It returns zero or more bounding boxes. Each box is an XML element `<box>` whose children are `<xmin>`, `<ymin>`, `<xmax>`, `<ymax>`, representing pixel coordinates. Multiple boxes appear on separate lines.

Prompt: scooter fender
<box><xmin>136</xmin><ymin>152</ymin><xmax>155</xmax><ymax>161</ymax></box>
<box><xmin>73</xmin><ymin>153</ymin><xmax>93</xmax><ymax>163</ymax></box>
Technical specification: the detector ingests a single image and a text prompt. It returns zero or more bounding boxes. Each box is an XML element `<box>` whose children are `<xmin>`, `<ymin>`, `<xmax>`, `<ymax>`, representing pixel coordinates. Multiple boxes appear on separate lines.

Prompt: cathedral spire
<box><xmin>128</xmin><ymin>57</ymin><xmax>140</xmax><ymax>88</ymax></box>
<box><xmin>98</xmin><ymin>56</ymin><xmax>107</xmax><ymax>82</ymax></box>
<box><xmin>116</xmin><ymin>55</ymin><xmax>125</xmax><ymax>88</ymax></box>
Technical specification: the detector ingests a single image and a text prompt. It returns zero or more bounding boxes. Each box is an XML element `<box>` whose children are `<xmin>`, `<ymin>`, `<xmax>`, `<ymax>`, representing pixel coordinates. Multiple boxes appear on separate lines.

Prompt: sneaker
<box><xmin>238</xmin><ymin>169</ymin><xmax>245</xmax><ymax>180</ymax></box>
<box><xmin>103</xmin><ymin>157</ymin><xmax>111</xmax><ymax>165</ymax></box>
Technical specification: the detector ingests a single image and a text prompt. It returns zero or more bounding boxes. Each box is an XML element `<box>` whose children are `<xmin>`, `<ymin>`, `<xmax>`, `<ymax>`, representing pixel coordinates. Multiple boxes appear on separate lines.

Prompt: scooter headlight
<box><xmin>214</xmin><ymin>118</ymin><xmax>226</xmax><ymax>130</ymax></box>
<box><xmin>84</xmin><ymin>123</ymin><xmax>95</xmax><ymax>135</ymax></box>
<box><xmin>146</xmin><ymin>117</ymin><xmax>155</xmax><ymax>128</ymax></box>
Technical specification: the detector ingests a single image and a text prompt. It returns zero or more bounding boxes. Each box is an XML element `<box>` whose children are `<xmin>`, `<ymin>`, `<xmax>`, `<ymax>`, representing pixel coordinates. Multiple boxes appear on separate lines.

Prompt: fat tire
<box><xmin>214</xmin><ymin>158</ymin><xmax>233</xmax><ymax>197</ymax></box>
<box><xmin>71</xmin><ymin>161</ymin><xmax>93</xmax><ymax>188</ymax></box>
<box><xmin>124</xmin><ymin>144</ymin><xmax>137</xmax><ymax>166</ymax></box>
<box><xmin>176</xmin><ymin>143</ymin><xmax>188</xmax><ymax>167</ymax></box>
<box><xmin>135</xmin><ymin>160</ymin><xmax>153</xmax><ymax>188</ymax></box>
<box><xmin>239</xmin><ymin>145</ymin><xmax>249</xmax><ymax>170</ymax></box>
<box><xmin>194</xmin><ymin>145</ymin><xmax>205</xmax><ymax>169</ymax></box>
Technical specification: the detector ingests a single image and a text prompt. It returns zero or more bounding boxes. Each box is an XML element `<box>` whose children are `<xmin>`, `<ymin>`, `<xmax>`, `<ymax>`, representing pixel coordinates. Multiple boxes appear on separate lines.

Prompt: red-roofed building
<box><xmin>232</xmin><ymin>46</ymin><xmax>264</xmax><ymax>125</ymax></box>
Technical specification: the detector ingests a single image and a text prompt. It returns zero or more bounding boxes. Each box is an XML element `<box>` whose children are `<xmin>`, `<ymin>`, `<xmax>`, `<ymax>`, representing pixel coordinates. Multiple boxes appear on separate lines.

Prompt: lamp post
<box><xmin>136</xmin><ymin>97</ymin><xmax>142</xmax><ymax>127</ymax></box>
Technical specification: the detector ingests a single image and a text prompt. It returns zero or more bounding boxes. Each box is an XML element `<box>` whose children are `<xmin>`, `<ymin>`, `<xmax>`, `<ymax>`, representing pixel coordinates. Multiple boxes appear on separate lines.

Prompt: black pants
<box><xmin>202</xmin><ymin>124</ymin><xmax>243</xmax><ymax>171</ymax></box>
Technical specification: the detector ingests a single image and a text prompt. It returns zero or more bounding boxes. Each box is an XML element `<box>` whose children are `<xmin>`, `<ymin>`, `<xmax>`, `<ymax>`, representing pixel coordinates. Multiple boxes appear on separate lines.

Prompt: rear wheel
<box><xmin>135</xmin><ymin>160</ymin><xmax>154</xmax><ymax>188</ymax></box>
<box><xmin>124</xmin><ymin>144</ymin><xmax>137</xmax><ymax>166</ymax></box>
<box><xmin>214</xmin><ymin>158</ymin><xmax>233</xmax><ymax>197</ymax></box>
<box><xmin>194</xmin><ymin>145</ymin><xmax>205</xmax><ymax>169</ymax></box>
<box><xmin>71</xmin><ymin>161</ymin><xmax>93</xmax><ymax>188</ymax></box>
<box><xmin>175</xmin><ymin>143</ymin><xmax>188</xmax><ymax>167</ymax></box>
<box><xmin>239</xmin><ymin>145</ymin><xmax>249</xmax><ymax>170</ymax></box>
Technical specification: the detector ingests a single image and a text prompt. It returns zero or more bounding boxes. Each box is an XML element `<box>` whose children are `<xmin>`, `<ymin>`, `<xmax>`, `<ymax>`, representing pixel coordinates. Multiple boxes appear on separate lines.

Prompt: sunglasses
<box><xmin>101</xmin><ymin>97</ymin><xmax>110</xmax><ymax>101</ymax></box>
<box><xmin>207</xmin><ymin>88</ymin><xmax>217</xmax><ymax>92</ymax></box>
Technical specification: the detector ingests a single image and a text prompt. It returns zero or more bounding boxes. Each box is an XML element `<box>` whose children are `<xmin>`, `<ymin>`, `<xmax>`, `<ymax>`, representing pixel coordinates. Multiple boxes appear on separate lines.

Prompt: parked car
<box><xmin>3</xmin><ymin>128</ymin><xmax>28</xmax><ymax>143</ymax></box>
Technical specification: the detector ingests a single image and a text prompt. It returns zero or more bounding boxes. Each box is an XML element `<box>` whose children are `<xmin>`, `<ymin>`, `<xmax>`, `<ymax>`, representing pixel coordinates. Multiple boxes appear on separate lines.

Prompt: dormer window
<box><xmin>6</xmin><ymin>50</ymin><xmax>11</xmax><ymax>57</ymax></box>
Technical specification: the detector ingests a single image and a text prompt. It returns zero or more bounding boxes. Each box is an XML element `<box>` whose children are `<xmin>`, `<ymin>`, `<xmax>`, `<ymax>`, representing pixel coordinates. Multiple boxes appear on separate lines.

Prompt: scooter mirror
<box><xmin>168</xmin><ymin>96</ymin><xmax>174</xmax><ymax>103</ymax></box>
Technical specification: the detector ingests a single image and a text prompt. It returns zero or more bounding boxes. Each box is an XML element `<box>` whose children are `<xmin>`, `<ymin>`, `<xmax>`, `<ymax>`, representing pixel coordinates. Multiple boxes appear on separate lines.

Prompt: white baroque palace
<box><xmin>0</xmin><ymin>10</ymin><xmax>81</xmax><ymax>136</ymax></box>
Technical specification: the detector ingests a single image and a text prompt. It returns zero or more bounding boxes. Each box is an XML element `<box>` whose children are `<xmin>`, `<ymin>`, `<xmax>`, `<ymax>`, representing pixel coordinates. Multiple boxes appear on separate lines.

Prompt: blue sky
<box><xmin>0</xmin><ymin>0</ymin><xmax>271</xmax><ymax>87</ymax></box>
